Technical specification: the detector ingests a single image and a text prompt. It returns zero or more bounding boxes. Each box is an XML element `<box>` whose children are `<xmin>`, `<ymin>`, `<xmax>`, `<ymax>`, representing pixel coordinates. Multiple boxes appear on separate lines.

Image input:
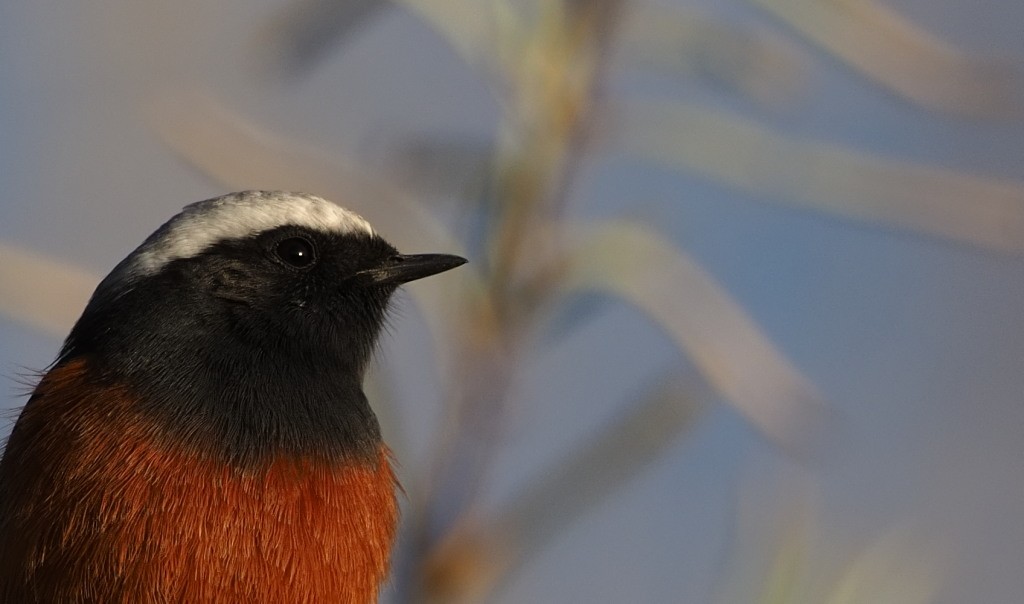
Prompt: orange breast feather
<box><xmin>0</xmin><ymin>359</ymin><xmax>399</xmax><ymax>603</ymax></box>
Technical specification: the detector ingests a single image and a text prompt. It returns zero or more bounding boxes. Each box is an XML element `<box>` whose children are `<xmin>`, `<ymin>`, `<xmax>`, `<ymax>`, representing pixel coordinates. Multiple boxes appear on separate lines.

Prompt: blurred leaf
<box><xmin>750</xmin><ymin>0</ymin><xmax>1021</xmax><ymax>118</ymax></box>
<box><xmin>0</xmin><ymin>243</ymin><xmax>97</xmax><ymax>338</ymax></box>
<box><xmin>147</xmin><ymin>92</ymin><xmax>489</xmax><ymax>381</ymax></box>
<box><xmin>618</xmin><ymin>3</ymin><xmax>808</xmax><ymax>106</ymax></box>
<box><xmin>618</xmin><ymin>100</ymin><xmax>1024</xmax><ymax>253</ymax></box>
<box><xmin>422</xmin><ymin>373</ymin><xmax>704</xmax><ymax>602</ymax></box>
<box><xmin>559</xmin><ymin>220</ymin><xmax>827</xmax><ymax>455</ymax></box>
<box><xmin>716</xmin><ymin>469</ymin><xmax>943</xmax><ymax>604</ymax></box>
<box><xmin>717</xmin><ymin>468</ymin><xmax>820</xmax><ymax>604</ymax></box>
<box><xmin>824</xmin><ymin>528</ymin><xmax>944</xmax><ymax>604</ymax></box>
<box><xmin>259</xmin><ymin>0</ymin><xmax>389</xmax><ymax>75</ymax></box>
<box><xmin>758</xmin><ymin>516</ymin><xmax>810</xmax><ymax>604</ymax></box>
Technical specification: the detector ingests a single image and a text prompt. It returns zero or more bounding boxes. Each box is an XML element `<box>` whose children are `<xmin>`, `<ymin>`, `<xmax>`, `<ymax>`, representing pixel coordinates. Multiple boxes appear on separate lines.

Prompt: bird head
<box><xmin>58</xmin><ymin>190</ymin><xmax>465</xmax><ymax>464</ymax></box>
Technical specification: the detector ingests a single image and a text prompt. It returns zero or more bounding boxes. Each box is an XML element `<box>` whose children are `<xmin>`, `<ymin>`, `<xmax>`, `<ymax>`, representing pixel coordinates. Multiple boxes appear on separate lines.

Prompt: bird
<box><xmin>0</xmin><ymin>190</ymin><xmax>466</xmax><ymax>603</ymax></box>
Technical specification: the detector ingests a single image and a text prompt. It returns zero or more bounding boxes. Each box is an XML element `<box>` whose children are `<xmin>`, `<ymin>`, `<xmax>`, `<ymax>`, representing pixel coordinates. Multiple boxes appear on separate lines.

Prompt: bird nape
<box><xmin>0</xmin><ymin>191</ymin><xmax>466</xmax><ymax>603</ymax></box>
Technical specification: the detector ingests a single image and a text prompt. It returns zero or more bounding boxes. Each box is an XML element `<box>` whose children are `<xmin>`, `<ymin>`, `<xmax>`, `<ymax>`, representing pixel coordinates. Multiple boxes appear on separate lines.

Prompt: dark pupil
<box><xmin>277</xmin><ymin>237</ymin><xmax>315</xmax><ymax>267</ymax></box>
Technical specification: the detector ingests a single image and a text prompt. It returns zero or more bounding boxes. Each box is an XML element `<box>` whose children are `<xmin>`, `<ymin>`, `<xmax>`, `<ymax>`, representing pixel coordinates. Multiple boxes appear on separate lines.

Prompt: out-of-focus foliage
<box><xmin>716</xmin><ymin>473</ymin><xmax>945</xmax><ymax>604</ymax></box>
<box><xmin>618</xmin><ymin>101</ymin><xmax>1024</xmax><ymax>253</ymax></box>
<box><xmin>0</xmin><ymin>244</ymin><xmax>95</xmax><ymax>338</ymax></box>
<box><xmin>752</xmin><ymin>0</ymin><xmax>1021</xmax><ymax>118</ymax></box>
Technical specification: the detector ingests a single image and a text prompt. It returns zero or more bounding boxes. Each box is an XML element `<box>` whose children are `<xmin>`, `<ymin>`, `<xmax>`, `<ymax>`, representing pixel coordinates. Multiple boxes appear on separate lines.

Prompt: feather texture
<box><xmin>0</xmin><ymin>358</ymin><xmax>399</xmax><ymax>603</ymax></box>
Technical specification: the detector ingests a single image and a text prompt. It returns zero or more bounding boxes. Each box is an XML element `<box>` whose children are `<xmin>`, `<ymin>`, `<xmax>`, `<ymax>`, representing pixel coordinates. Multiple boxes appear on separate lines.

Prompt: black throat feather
<box><xmin>55</xmin><ymin>242</ymin><xmax>393</xmax><ymax>468</ymax></box>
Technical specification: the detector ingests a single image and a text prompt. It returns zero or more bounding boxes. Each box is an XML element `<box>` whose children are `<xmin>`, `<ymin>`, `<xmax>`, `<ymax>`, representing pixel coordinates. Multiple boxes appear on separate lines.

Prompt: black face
<box><xmin>197</xmin><ymin>226</ymin><xmax>402</xmax><ymax>367</ymax></box>
<box><xmin>59</xmin><ymin>227</ymin><xmax>407</xmax><ymax>466</ymax></box>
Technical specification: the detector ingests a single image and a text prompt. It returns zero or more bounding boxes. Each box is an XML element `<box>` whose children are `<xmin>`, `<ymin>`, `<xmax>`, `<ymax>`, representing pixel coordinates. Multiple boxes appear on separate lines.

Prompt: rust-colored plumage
<box><xmin>0</xmin><ymin>358</ymin><xmax>399</xmax><ymax>603</ymax></box>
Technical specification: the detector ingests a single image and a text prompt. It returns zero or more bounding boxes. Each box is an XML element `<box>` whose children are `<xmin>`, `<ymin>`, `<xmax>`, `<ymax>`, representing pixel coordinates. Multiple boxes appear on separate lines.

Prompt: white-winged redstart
<box><xmin>0</xmin><ymin>191</ymin><xmax>466</xmax><ymax>602</ymax></box>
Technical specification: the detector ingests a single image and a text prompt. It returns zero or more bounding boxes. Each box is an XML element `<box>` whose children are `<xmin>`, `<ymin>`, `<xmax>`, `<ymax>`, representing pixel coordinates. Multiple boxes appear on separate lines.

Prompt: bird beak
<box><xmin>352</xmin><ymin>253</ymin><xmax>467</xmax><ymax>286</ymax></box>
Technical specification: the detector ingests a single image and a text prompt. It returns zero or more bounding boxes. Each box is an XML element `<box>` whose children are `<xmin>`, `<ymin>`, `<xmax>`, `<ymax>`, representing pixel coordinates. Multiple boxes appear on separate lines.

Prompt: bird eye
<box><xmin>275</xmin><ymin>237</ymin><xmax>317</xmax><ymax>268</ymax></box>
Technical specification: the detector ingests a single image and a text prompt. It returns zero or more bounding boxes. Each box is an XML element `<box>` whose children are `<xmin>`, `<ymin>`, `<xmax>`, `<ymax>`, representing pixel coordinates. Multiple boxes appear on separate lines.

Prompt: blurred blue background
<box><xmin>2</xmin><ymin>1</ymin><xmax>1023</xmax><ymax>602</ymax></box>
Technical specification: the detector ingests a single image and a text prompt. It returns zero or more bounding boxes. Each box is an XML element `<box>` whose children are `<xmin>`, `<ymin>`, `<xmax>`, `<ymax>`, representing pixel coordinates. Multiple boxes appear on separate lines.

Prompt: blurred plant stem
<box><xmin>411</xmin><ymin>3</ymin><xmax>629</xmax><ymax>599</ymax></box>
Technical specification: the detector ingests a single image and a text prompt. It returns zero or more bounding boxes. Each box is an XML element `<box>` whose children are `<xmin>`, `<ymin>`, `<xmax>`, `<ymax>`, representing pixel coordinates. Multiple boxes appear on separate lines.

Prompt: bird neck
<box><xmin>61</xmin><ymin>294</ymin><xmax>385</xmax><ymax>466</ymax></box>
